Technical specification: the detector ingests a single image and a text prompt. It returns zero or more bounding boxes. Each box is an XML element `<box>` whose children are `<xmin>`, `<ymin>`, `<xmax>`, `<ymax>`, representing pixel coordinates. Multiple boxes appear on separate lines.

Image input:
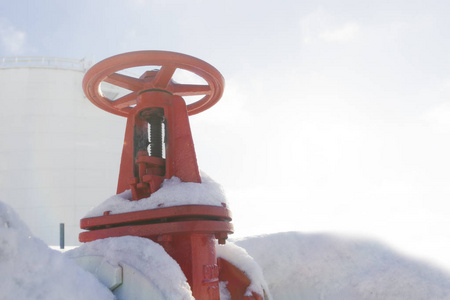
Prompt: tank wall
<box><xmin>0</xmin><ymin>66</ymin><xmax>126</xmax><ymax>246</ymax></box>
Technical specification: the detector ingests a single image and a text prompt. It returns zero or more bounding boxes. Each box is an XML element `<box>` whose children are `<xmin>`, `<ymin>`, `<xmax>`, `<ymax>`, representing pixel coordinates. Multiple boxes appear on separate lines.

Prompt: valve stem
<box><xmin>148</xmin><ymin>114</ymin><xmax>163</xmax><ymax>158</ymax></box>
<box><xmin>138</xmin><ymin>108</ymin><xmax>165</xmax><ymax>158</ymax></box>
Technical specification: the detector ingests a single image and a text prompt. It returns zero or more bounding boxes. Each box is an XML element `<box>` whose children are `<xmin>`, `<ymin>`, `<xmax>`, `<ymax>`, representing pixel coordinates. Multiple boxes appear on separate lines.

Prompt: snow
<box><xmin>0</xmin><ymin>201</ymin><xmax>114</xmax><ymax>300</ymax></box>
<box><xmin>84</xmin><ymin>172</ymin><xmax>227</xmax><ymax>217</ymax></box>
<box><xmin>219</xmin><ymin>281</ymin><xmax>232</xmax><ymax>300</ymax></box>
<box><xmin>66</xmin><ymin>236</ymin><xmax>194</xmax><ymax>299</ymax></box>
<box><xmin>233</xmin><ymin>232</ymin><xmax>450</xmax><ymax>300</ymax></box>
<box><xmin>4</xmin><ymin>190</ymin><xmax>450</xmax><ymax>299</ymax></box>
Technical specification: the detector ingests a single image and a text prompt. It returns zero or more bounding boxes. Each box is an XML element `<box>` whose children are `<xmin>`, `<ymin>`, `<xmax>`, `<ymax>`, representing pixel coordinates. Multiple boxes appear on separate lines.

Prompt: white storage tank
<box><xmin>0</xmin><ymin>57</ymin><xmax>125</xmax><ymax>246</ymax></box>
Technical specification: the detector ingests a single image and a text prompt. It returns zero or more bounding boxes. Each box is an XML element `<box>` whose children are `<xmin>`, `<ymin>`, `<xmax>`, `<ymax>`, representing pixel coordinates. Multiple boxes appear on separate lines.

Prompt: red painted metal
<box><xmin>80</xmin><ymin>51</ymin><xmax>264</xmax><ymax>299</ymax></box>
<box><xmin>80</xmin><ymin>205</ymin><xmax>232</xmax><ymax>230</ymax></box>
<box><xmin>82</xmin><ymin>51</ymin><xmax>224</xmax><ymax>118</ymax></box>
<box><xmin>79</xmin><ymin>218</ymin><xmax>233</xmax><ymax>242</ymax></box>
<box><xmin>218</xmin><ymin>258</ymin><xmax>265</xmax><ymax>300</ymax></box>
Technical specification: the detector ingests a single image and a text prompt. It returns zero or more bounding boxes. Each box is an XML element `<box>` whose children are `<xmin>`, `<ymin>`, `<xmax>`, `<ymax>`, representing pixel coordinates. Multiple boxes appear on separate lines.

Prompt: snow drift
<box><xmin>234</xmin><ymin>232</ymin><xmax>450</xmax><ymax>300</ymax></box>
<box><xmin>3</xmin><ymin>193</ymin><xmax>450</xmax><ymax>299</ymax></box>
<box><xmin>0</xmin><ymin>201</ymin><xmax>114</xmax><ymax>300</ymax></box>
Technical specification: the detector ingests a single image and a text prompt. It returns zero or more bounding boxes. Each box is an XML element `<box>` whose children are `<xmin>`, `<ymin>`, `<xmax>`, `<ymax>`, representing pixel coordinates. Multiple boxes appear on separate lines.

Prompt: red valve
<box><xmin>83</xmin><ymin>51</ymin><xmax>225</xmax><ymax>199</ymax></box>
<box><xmin>80</xmin><ymin>51</ymin><xmax>264</xmax><ymax>299</ymax></box>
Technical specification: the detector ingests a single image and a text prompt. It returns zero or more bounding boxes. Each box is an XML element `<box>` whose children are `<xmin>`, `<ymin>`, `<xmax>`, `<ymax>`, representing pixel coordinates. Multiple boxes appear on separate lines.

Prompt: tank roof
<box><xmin>0</xmin><ymin>56</ymin><xmax>92</xmax><ymax>72</ymax></box>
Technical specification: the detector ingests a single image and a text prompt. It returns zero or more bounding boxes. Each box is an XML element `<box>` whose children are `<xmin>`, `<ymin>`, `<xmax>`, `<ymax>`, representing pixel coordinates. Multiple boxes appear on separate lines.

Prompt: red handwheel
<box><xmin>82</xmin><ymin>51</ymin><xmax>225</xmax><ymax>117</ymax></box>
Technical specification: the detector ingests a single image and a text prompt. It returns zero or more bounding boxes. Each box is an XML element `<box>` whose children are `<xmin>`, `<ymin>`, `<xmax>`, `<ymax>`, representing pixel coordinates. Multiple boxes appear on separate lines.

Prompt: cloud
<box><xmin>422</xmin><ymin>101</ymin><xmax>450</xmax><ymax>132</ymax></box>
<box><xmin>319</xmin><ymin>22</ymin><xmax>360</xmax><ymax>42</ymax></box>
<box><xmin>419</xmin><ymin>78</ymin><xmax>450</xmax><ymax>132</ymax></box>
<box><xmin>300</xmin><ymin>8</ymin><xmax>360</xmax><ymax>44</ymax></box>
<box><xmin>129</xmin><ymin>0</ymin><xmax>146</xmax><ymax>6</ymax></box>
<box><xmin>0</xmin><ymin>18</ymin><xmax>27</xmax><ymax>55</ymax></box>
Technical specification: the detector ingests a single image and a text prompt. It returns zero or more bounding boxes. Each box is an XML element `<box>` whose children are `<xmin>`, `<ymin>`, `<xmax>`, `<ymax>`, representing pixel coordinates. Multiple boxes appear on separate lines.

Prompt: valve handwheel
<box><xmin>83</xmin><ymin>51</ymin><xmax>225</xmax><ymax>117</ymax></box>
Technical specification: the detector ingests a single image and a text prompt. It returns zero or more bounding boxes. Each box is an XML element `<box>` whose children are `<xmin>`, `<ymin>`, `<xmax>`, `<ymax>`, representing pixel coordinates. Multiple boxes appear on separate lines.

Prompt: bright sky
<box><xmin>2</xmin><ymin>1</ymin><xmax>450</xmax><ymax>270</ymax></box>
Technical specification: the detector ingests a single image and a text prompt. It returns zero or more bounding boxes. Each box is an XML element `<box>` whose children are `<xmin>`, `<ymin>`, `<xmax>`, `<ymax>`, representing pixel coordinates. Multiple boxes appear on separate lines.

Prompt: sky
<box><xmin>2</xmin><ymin>0</ymin><xmax>450</xmax><ymax>270</ymax></box>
